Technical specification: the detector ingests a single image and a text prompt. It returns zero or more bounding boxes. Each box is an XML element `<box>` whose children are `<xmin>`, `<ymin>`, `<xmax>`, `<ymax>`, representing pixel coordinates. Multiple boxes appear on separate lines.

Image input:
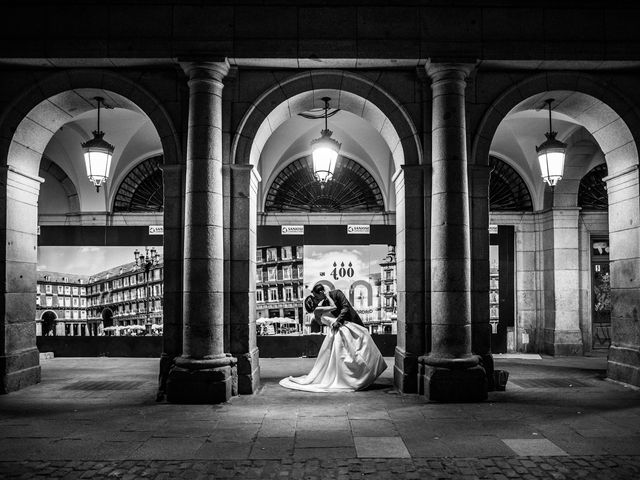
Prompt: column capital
<box><xmin>226</xmin><ymin>163</ymin><xmax>262</xmax><ymax>183</ymax></box>
<box><xmin>158</xmin><ymin>163</ymin><xmax>185</xmax><ymax>174</ymax></box>
<box><xmin>425</xmin><ymin>62</ymin><xmax>476</xmax><ymax>83</ymax></box>
<box><xmin>180</xmin><ymin>59</ymin><xmax>230</xmax><ymax>83</ymax></box>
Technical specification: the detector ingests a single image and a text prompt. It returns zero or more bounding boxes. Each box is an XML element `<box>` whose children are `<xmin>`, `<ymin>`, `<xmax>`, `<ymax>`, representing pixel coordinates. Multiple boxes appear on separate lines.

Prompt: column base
<box><xmin>155</xmin><ymin>353</ymin><xmax>176</xmax><ymax>401</ymax></box>
<box><xmin>166</xmin><ymin>356</ymin><xmax>237</xmax><ymax>404</ymax></box>
<box><xmin>1</xmin><ymin>348</ymin><xmax>41</xmax><ymax>394</ymax></box>
<box><xmin>394</xmin><ymin>347</ymin><xmax>419</xmax><ymax>394</ymax></box>
<box><xmin>543</xmin><ymin>329</ymin><xmax>584</xmax><ymax>356</ymax></box>
<box><xmin>478</xmin><ymin>353</ymin><xmax>496</xmax><ymax>391</ymax></box>
<box><xmin>419</xmin><ymin>355</ymin><xmax>487</xmax><ymax>402</ymax></box>
<box><xmin>607</xmin><ymin>345</ymin><xmax>640</xmax><ymax>388</ymax></box>
<box><xmin>236</xmin><ymin>347</ymin><xmax>260</xmax><ymax>394</ymax></box>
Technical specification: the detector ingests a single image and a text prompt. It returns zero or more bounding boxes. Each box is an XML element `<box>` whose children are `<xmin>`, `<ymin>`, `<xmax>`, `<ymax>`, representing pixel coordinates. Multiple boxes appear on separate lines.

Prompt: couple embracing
<box><xmin>279</xmin><ymin>284</ymin><xmax>387</xmax><ymax>392</ymax></box>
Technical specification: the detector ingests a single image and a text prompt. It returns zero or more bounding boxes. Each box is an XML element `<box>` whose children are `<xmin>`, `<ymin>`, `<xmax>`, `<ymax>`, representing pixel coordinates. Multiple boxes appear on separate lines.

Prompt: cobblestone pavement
<box><xmin>1</xmin><ymin>356</ymin><xmax>640</xmax><ymax>479</ymax></box>
<box><xmin>1</xmin><ymin>456</ymin><xmax>640</xmax><ymax>479</ymax></box>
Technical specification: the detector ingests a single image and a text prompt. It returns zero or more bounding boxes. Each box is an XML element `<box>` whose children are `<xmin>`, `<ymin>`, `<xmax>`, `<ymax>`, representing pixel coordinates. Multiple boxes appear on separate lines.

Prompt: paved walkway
<box><xmin>1</xmin><ymin>355</ymin><xmax>640</xmax><ymax>479</ymax></box>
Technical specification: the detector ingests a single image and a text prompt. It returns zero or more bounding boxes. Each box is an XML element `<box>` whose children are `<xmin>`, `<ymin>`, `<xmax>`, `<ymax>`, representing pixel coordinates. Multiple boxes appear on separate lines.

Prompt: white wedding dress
<box><xmin>279</xmin><ymin>302</ymin><xmax>387</xmax><ymax>393</ymax></box>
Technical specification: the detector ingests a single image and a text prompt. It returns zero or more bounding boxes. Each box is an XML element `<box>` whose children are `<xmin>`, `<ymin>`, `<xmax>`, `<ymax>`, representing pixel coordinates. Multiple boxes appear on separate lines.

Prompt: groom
<box><xmin>311</xmin><ymin>284</ymin><xmax>364</xmax><ymax>332</ymax></box>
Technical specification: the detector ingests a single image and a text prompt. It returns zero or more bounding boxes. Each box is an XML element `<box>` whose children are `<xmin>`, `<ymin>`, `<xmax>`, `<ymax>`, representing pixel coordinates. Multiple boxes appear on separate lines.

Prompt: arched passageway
<box><xmin>473</xmin><ymin>73</ymin><xmax>640</xmax><ymax>386</ymax></box>
<box><xmin>0</xmin><ymin>70</ymin><xmax>181</xmax><ymax>393</ymax></box>
<box><xmin>227</xmin><ymin>69</ymin><xmax>425</xmax><ymax>395</ymax></box>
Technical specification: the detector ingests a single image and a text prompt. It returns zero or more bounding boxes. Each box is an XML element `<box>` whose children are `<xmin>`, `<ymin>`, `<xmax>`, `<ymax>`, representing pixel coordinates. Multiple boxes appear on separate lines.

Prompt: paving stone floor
<box><xmin>1</xmin><ymin>354</ymin><xmax>640</xmax><ymax>479</ymax></box>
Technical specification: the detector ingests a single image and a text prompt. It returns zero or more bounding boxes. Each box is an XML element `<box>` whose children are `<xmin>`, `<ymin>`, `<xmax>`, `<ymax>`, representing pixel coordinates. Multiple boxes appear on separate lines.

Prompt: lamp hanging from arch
<box><xmin>82</xmin><ymin>96</ymin><xmax>114</xmax><ymax>192</ymax></box>
<box><xmin>310</xmin><ymin>97</ymin><xmax>341</xmax><ymax>184</ymax></box>
<box><xmin>535</xmin><ymin>98</ymin><xmax>567</xmax><ymax>187</ymax></box>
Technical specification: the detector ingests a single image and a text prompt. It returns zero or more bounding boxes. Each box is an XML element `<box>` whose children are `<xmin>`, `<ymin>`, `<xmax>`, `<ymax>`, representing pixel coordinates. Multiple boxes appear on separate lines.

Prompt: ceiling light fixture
<box><xmin>536</xmin><ymin>98</ymin><xmax>566</xmax><ymax>188</ymax></box>
<box><xmin>82</xmin><ymin>96</ymin><xmax>114</xmax><ymax>192</ymax></box>
<box><xmin>310</xmin><ymin>97</ymin><xmax>341</xmax><ymax>185</ymax></box>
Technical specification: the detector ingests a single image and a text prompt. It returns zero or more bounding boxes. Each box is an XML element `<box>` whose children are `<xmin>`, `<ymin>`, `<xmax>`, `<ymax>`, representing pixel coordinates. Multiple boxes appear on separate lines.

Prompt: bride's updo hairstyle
<box><xmin>304</xmin><ymin>295</ymin><xmax>318</xmax><ymax>313</ymax></box>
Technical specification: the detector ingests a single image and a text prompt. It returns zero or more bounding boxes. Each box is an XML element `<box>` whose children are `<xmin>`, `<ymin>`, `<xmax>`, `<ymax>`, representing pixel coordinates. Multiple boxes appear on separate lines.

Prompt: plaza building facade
<box><xmin>35</xmin><ymin>260</ymin><xmax>164</xmax><ymax>337</ymax></box>
<box><xmin>1</xmin><ymin>2</ymin><xmax>640</xmax><ymax>402</ymax></box>
<box><xmin>255</xmin><ymin>245</ymin><xmax>305</xmax><ymax>334</ymax></box>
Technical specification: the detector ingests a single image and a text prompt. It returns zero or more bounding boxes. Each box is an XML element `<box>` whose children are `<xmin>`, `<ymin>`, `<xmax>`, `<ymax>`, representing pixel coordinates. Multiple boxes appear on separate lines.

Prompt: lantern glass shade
<box><xmin>536</xmin><ymin>132</ymin><xmax>566</xmax><ymax>187</ymax></box>
<box><xmin>82</xmin><ymin>132</ymin><xmax>114</xmax><ymax>191</ymax></box>
<box><xmin>311</xmin><ymin>129</ymin><xmax>340</xmax><ymax>183</ymax></box>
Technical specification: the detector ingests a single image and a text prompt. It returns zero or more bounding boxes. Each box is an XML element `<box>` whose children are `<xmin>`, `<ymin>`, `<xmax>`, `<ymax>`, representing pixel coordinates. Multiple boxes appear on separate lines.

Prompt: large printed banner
<box><xmin>303</xmin><ymin>244</ymin><xmax>389</xmax><ymax>310</ymax></box>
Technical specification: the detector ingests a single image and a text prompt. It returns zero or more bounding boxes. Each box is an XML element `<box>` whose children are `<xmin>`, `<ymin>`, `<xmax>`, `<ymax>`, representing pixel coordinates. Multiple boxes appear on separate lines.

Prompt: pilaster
<box><xmin>393</xmin><ymin>164</ymin><xmax>428</xmax><ymax>394</ymax></box>
<box><xmin>156</xmin><ymin>163</ymin><xmax>184</xmax><ymax>400</ymax></box>
<box><xmin>604</xmin><ymin>165</ymin><xmax>640</xmax><ymax>387</ymax></box>
<box><xmin>226</xmin><ymin>164</ymin><xmax>260</xmax><ymax>394</ymax></box>
<box><xmin>541</xmin><ymin>206</ymin><xmax>583</xmax><ymax>356</ymax></box>
<box><xmin>469</xmin><ymin>163</ymin><xmax>494</xmax><ymax>387</ymax></box>
<box><xmin>0</xmin><ymin>166</ymin><xmax>43</xmax><ymax>393</ymax></box>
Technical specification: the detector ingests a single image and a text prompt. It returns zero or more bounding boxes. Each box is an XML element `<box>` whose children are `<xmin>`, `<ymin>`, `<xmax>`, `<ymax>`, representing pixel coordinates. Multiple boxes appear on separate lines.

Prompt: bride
<box><xmin>279</xmin><ymin>292</ymin><xmax>387</xmax><ymax>392</ymax></box>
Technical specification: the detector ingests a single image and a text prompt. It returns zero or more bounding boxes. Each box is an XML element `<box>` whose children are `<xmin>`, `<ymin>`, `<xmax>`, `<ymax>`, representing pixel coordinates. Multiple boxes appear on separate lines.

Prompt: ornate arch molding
<box><xmin>489</xmin><ymin>156</ymin><xmax>533</xmax><ymax>211</ymax></box>
<box><xmin>231</xmin><ymin>69</ymin><xmax>422</xmax><ymax>169</ymax></box>
<box><xmin>264</xmin><ymin>156</ymin><xmax>384</xmax><ymax>213</ymax></box>
<box><xmin>0</xmin><ymin>69</ymin><xmax>181</xmax><ymax>178</ymax></box>
<box><xmin>39</xmin><ymin>156</ymin><xmax>80</xmax><ymax>213</ymax></box>
<box><xmin>472</xmin><ymin>72</ymin><xmax>640</xmax><ymax>177</ymax></box>
<box><xmin>113</xmin><ymin>155</ymin><xmax>164</xmax><ymax>212</ymax></box>
<box><xmin>579</xmin><ymin>163</ymin><xmax>608</xmax><ymax>211</ymax></box>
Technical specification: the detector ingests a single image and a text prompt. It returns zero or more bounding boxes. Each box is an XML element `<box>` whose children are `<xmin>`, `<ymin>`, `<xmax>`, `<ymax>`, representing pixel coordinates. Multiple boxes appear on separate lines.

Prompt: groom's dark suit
<box><xmin>327</xmin><ymin>289</ymin><xmax>364</xmax><ymax>328</ymax></box>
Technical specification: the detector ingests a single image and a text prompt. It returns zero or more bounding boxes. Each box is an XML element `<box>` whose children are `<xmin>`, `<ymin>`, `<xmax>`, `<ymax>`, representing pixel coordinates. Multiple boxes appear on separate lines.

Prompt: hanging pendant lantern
<box><xmin>536</xmin><ymin>98</ymin><xmax>567</xmax><ymax>187</ymax></box>
<box><xmin>82</xmin><ymin>96</ymin><xmax>114</xmax><ymax>192</ymax></box>
<box><xmin>311</xmin><ymin>97</ymin><xmax>341</xmax><ymax>184</ymax></box>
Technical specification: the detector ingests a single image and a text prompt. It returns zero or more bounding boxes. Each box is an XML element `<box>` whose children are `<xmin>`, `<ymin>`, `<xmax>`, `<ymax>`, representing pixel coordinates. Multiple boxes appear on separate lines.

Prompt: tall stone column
<box><xmin>418</xmin><ymin>63</ymin><xmax>487</xmax><ymax>402</ymax></box>
<box><xmin>166</xmin><ymin>60</ymin><xmax>237</xmax><ymax>403</ymax></box>
<box><xmin>0</xmin><ymin>166</ymin><xmax>42</xmax><ymax>393</ymax></box>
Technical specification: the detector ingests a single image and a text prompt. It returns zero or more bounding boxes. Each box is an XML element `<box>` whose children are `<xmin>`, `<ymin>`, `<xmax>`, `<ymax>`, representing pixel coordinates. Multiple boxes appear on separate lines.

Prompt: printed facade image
<box><xmin>36</xmin><ymin>247</ymin><xmax>164</xmax><ymax>336</ymax></box>
<box><xmin>256</xmin><ymin>244</ymin><xmax>397</xmax><ymax>335</ymax></box>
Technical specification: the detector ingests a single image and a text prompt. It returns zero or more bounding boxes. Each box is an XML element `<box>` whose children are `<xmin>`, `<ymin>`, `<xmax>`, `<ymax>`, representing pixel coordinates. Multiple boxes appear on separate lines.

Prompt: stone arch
<box><xmin>39</xmin><ymin>156</ymin><xmax>80</xmax><ymax>213</ymax></box>
<box><xmin>472</xmin><ymin>72</ymin><xmax>639</xmax><ymax>176</ymax></box>
<box><xmin>229</xmin><ymin>70</ymin><xmax>426</xmax><ymax>395</ymax></box>
<box><xmin>0</xmin><ymin>69</ymin><xmax>181</xmax><ymax>176</ymax></box>
<box><xmin>0</xmin><ymin>69</ymin><xmax>182</xmax><ymax>393</ymax></box>
<box><xmin>473</xmin><ymin>71</ymin><xmax>640</xmax><ymax>388</ymax></box>
<box><xmin>231</xmin><ymin>69</ymin><xmax>422</xmax><ymax>170</ymax></box>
